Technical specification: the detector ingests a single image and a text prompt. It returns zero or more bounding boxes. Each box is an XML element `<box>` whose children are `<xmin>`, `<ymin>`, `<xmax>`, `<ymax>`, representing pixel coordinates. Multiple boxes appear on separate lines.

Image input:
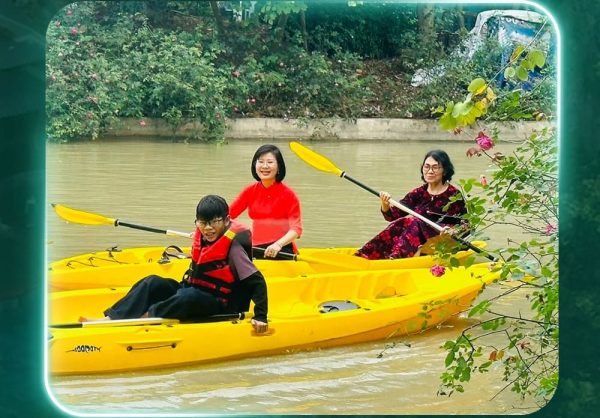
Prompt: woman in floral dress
<box><xmin>355</xmin><ymin>150</ymin><xmax>468</xmax><ymax>260</ymax></box>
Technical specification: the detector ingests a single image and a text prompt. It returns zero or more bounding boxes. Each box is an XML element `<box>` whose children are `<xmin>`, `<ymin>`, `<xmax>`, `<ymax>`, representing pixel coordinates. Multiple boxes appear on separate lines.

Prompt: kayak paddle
<box><xmin>51</xmin><ymin>203</ymin><xmax>366</xmax><ymax>269</ymax></box>
<box><xmin>49</xmin><ymin>313</ymin><xmax>246</xmax><ymax>329</ymax></box>
<box><xmin>253</xmin><ymin>246</ymin><xmax>368</xmax><ymax>270</ymax></box>
<box><xmin>52</xmin><ymin>203</ymin><xmax>192</xmax><ymax>238</ymax></box>
<box><xmin>288</xmin><ymin>141</ymin><xmax>497</xmax><ymax>261</ymax></box>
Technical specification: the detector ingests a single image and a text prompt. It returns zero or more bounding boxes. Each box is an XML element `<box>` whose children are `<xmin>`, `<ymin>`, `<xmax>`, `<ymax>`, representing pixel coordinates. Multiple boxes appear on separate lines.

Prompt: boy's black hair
<box><xmin>420</xmin><ymin>149</ymin><xmax>455</xmax><ymax>183</ymax></box>
<box><xmin>196</xmin><ymin>195</ymin><xmax>229</xmax><ymax>221</ymax></box>
<box><xmin>251</xmin><ymin>144</ymin><xmax>286</xmax><ymax>182</ymax></box>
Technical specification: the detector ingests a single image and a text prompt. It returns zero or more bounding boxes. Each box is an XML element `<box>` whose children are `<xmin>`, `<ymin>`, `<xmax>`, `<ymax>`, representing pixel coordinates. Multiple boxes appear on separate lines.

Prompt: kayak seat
<box><xmin>319</xmin><ymin>300</ymin><xmax>360</xmax><ymax>313</ymax></box>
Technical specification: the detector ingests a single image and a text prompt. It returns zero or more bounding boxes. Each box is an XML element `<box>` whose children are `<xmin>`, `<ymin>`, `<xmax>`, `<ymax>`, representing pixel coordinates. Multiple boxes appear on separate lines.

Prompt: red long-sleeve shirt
<box><xmin>229</xmin><ymin>181</ymin><xmax>303</xmax><ymax>248</ymax></box>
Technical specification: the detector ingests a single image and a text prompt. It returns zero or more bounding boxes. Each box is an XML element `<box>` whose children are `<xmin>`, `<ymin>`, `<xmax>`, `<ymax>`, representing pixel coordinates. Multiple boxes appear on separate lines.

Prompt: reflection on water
<box><xmin>46</xmin><ymin>139</ymin><xmax>537</xmax><ymax>414</ymax></box>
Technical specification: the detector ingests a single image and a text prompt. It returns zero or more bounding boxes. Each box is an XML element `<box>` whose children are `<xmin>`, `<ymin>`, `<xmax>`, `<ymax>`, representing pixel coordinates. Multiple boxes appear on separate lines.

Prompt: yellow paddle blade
<box><xmin>52</xmin><ymin>203</ymin><xmax>116</xmax><ymax>226</ymax></box>
<box><xmin>289</xmin><ymin>141</ymin><xmax>344</xmax><ymax>177</ymax></box>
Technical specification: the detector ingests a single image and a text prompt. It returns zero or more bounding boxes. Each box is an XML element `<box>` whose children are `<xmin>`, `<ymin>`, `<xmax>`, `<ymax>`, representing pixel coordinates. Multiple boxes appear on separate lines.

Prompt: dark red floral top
<box><xmin>384</xmin><ymin>183</ymin><xmax>467</xmax><ymax>225</ymax></box>
<box><xmin>355</xmin><ymin>183</ymin><xmax>467</xmax><ymax>260</ymax></box>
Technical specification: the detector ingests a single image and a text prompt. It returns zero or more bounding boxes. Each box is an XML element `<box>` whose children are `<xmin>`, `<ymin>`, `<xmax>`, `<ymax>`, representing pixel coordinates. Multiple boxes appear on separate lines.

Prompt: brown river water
<box><xmin>46</xmin><ymin>138</ymin><xmax>541</xmax><ymax>414</ymax></box>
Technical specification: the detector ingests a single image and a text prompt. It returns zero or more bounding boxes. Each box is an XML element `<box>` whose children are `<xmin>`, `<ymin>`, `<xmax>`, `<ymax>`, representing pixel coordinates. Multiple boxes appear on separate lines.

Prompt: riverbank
<box><xmin>104</xmin><ymin>118</ymin><xmax>552</xmax><ymax>142</ymax></box>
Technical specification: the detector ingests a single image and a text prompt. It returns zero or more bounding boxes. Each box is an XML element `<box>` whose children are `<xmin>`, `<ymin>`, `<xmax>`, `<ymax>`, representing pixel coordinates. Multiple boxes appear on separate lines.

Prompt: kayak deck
<box><xmin>48</xmin><ymin>242</ymin><xmax>487</xmax><ymax>291</ymax></box>
<box><xmin>48</xmin><ymin>264</ymin><xmax>499</xmax><ymax>375</ymax></box>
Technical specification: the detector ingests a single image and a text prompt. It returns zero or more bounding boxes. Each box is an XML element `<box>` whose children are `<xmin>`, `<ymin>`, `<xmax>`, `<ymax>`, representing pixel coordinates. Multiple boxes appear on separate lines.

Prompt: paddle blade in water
<box><xmin>52</xmin><ymin>203</ymin><xmax>116</xmax><ymax>226</ymax></box>
<box><xmin>289</xmin><ymin>141</ymin><xmax>344</xmax><ymax>177</ymax></box>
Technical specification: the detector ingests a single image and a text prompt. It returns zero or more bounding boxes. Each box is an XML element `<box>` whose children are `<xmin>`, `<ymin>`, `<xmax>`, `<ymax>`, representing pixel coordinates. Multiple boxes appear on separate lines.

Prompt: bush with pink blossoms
<box><xmin>437</xmin><ymin>57</ymin><xmax>558</xmax><ymax>405</ymax></box>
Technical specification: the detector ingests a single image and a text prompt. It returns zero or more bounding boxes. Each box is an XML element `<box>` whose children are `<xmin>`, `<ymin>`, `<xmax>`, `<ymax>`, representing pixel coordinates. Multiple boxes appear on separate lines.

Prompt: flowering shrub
<box><xmin>434</xmin><ymin>44</ymin><xmax>558</xmax><ymax>407</ymax></box>
<box><xmin>45</xmin><ymin>3</ymin><xmax>371</xmax><ymax>142</ymax></box>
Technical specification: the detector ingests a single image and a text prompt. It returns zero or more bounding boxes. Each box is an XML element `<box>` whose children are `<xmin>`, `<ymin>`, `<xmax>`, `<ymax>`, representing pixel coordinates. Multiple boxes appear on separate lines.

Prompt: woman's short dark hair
<box><xmin>196</xmin><ymin>195</ymin><xmax>229</xmax><ymax>221</ymax></box>
<box><xmin>420</xmin><ymin>150</ymin><xmax>455</xmax><ymax>183</ymax></box>
<box><xmin>251</xmin><ymin>144</ymin><xmax>286</xmax><ymax>182</ymax></box>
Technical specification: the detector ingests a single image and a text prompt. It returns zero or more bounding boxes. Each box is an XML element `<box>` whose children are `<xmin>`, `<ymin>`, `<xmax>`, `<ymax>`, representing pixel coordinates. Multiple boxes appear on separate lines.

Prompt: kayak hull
<box><xmin>48</xmin><ymin>242</ymin><xmax>487</xmax><ymax>291</ymax></box>
<box><xmin>48</xmin><ymin>264</ymin><xmax>499</xmax><ymax>375</ymax></box>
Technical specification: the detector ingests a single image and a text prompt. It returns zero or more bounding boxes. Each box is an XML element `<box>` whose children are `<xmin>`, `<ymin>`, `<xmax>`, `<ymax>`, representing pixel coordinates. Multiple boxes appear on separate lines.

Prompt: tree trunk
<box><xmin>276</xmin><ymin>13</ymin><xmax>289</xmax><ymax>44</ymax></box>
<box><xmin>417</xmin><ymin>4</ymin><xmax>435</xmax><ymax>45</ymax></box>
<box><xmin>300</xmin><ymin>10</ymin><xmax>308</xmax><ymax>51</ymax></box>
<box><xmin>210</xmin><ymin>0</ymin><xmax>225</xmax><ymax>36</ymax></box>
<box><xmin>456</xmin><ymin>5</ymin><xmax>465</xmax><ymax>32</ymax></box>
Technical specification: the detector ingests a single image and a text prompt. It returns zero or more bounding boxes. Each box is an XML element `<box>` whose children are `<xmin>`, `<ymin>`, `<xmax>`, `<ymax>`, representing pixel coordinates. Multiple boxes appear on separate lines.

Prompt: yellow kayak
<box><xmin>48</xmin><ymin>241</ymin><xmax>487</xmax><ymax>291</ymax></box>
<box><xmin>48</xmin><ymin>263</ymin><xmax>499</xmax><ymax>375</ymax></box>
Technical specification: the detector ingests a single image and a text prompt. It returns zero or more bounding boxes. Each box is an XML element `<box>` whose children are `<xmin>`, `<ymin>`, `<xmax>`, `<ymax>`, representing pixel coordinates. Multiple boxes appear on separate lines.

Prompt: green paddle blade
<box><xmin>289</xmin><ymin>141</ymin><xmax>344</xmax><ymax>177</ymax></box>
<box><xmin>52</xmin><ymin>203</ymin><xmax>116</xmax><ymax>226</ymax></box>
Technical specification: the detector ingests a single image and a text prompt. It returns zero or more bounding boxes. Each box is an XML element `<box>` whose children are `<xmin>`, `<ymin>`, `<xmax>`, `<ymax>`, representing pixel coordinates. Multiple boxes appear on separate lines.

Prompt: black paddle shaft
<box><xmin>340</xmin><ymin>172</ymin><xmax>497</xmax><ymax>262</ymax></box>
<box><xmin>116</xmin><ymin>220</ymin><xmax>169</xmax><ymax>234</ymax></box>
<box><xmin>252</xmin><ymin>246</ymin><xmax>298</xmax><ymax>261</ymax></box>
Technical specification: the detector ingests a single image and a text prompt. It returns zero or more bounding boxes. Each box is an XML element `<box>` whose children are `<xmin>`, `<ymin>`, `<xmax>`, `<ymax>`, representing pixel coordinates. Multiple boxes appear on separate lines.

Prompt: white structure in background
<box><xmin>411</xmin><ymin>9</ymin><xmax>553</xmax><ymax>87</ymax></box>
<box><xmin>218</xmin><ymin>1</ymin><xmax>257</xmax><ymax>21</ymax></box>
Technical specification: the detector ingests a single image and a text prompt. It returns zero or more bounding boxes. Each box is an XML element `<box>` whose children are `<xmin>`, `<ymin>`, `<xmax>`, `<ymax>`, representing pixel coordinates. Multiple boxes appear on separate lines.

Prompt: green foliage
<box><xmin>46</xmin><ymin>4</ymin><xmax>231</xmax><ymax>141</ymax></box>
<box><xmin>410</xmin><ymin>33</ymin><xmax>556</xmax><ymax>123</ymax></box>
<box><xmin>46</xmin><ymin>1</ymin><xmax>372</xmax><ymax>141</ymax></box>
<box><xmin>259</xmin><ymin>1</ymin><xmax>307</xmax><ymax>25</ymax></box>
<box><xmin>436</xmin><ymin>46</ymin><xmax>558</xmax><ymax>407</ymax></box>
<box><xmin>46</xmin><ymin>3</ymin><xmax>555</xmax><ymax>142</ymax></box>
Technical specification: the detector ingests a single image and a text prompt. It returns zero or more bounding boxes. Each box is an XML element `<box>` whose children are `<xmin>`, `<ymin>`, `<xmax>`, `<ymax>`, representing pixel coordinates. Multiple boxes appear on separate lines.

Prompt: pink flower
<box><xmin>66</xmin><ymin>9</ymin><xmax>73</xmax><ymax>16</ymax></box>
<box><xmin>545</xmin><ymin>223</ymin><xmax>557</xmax><ymax>235</ymax></box>
<box><xmin>231</xmin><ymin>70</ymin><xmax>241</xmax><ymax>78</ymax></box>
<box><xmin>90</xmin><ymin>73</ymin><xmax>97</xmax><ymax>80</ymax></box>
<box><xmin>479</xmin><ymin>175</ymin><xmax>488</xmax><ymax>186</ymax></box>
<box><xmin>430</xmin><ymin>265</ymin><xmax>446</xmax><ymax>277</ymax></box>
<box><xmin>139</xmin><ymin>120</ymin><xmax>147</xmax><ymax>127</ymax></box>
<box><xmin>476</xmin><ymin>131</ymin><xmax>494</xmax><ymax>151</ymax></box>
<box><xmin>70</xmin><ymin>27</ymin><xmax>78</xmax><ymax>35</ymax></box>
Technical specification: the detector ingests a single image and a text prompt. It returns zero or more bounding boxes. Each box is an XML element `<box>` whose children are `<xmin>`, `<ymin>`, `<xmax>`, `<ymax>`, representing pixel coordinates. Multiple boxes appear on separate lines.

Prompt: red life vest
<box><xmin>188</xmin><ymin>221</ymin><xmax>251</xmax><ymax>301</ymax></box>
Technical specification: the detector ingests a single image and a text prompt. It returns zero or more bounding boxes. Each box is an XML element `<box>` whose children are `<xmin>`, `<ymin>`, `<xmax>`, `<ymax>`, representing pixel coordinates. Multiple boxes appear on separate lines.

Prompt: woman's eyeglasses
<box><xmin>195</xmin><ymin>218</ymin><xmax>224</xmax><ymax>228</ymax></box>
<box><xmin>422</xmin><ymin>164</ymin><xmax>442</xmax><ymax>173</ymax></box>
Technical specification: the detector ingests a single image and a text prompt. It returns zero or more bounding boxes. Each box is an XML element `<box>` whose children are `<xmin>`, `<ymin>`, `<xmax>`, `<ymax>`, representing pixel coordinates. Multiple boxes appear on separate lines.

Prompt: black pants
<box><xmin>104</xmin><ymin>275</ymin><xmax>224</xmax><ymax>321</ymax></box>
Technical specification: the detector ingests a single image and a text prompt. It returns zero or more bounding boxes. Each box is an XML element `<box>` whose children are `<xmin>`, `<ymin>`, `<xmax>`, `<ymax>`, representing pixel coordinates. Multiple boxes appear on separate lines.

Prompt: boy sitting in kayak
<box><xmin>80</xmin><ymin>194</ymin><xmax>269</xmax><ymax>334</ymax></box>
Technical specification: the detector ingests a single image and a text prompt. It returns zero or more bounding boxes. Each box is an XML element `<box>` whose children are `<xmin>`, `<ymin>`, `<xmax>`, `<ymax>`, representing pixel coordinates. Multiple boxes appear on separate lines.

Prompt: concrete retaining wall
<box><xmin>105</xmin><ymin>117</ymin><xmax>552</xmax><ymax>142</ymax></box>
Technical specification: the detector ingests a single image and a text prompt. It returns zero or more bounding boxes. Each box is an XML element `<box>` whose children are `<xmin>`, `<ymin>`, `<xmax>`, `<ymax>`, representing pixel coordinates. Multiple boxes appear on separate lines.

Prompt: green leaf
<box><xmin>451</xmin><ymin>101</ymin><xmax>466</xmax><ymax>118</ymax></box>
<box><xmin>528</xmin><ymin>50</ymin><xmax>546</xmax><ymax>68</ymax></box>
<box><xmin>520</xmin><ymin>59</ymin><xmax>534</xmax><ymax>71</ymax></box>
<box><xmin>504</xmin><ymin>67</ymin><xmax>516</xmax><ymax>79</ymax></box>
<box><xmin>445</xmin><ymin>350</ymin><xmax>455</xmax><ymax>367</ymax></box>
<box><xmin>439</xmin><ymin>111</ymin><xmax>457</xmax><ymax>131</ymax></box>
<box><xmin>468</xmin><ymin>78</ymin><xmax>486</xmax><ymax>95</ymax></box>
<box><xmin>468</xmin><ymin>300</ymin><xmax>491</xmax><ymax>317</ymax></box>
<box><xmin>516</xmin><ymin>66</ymin><xmax>529</xmax><ymax>81</ymax></box>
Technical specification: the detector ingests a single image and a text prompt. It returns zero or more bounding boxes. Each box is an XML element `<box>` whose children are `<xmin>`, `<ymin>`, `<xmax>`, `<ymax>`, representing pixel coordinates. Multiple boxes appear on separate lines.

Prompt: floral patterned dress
<box><xmin>355</xmin><ymin>183</ymin><xmax>467</xmax><ymax>259</ymax></box>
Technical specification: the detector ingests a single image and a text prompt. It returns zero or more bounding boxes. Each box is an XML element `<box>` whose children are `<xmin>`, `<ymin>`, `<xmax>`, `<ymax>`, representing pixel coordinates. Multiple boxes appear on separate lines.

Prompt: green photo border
<box><xmin>0</xmin><ymin>0</ymin><xmax>596</xmax><ymax>416</ymax></box>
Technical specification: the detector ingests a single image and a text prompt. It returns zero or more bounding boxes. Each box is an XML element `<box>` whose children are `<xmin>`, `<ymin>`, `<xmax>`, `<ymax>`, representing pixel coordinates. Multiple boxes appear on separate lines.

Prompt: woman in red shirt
<box><xmin>229</xmin><ymin>144</ymin><xmax>303</xmax><ymax>259</ymax></box>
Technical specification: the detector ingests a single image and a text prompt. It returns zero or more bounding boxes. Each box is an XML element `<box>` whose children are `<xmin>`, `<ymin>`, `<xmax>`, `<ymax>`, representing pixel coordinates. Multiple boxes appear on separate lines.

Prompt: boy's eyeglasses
<box><xmin>195</xmin><ymin>218</ymin><xmax>224</xmax><ymax>228</ymax></box>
